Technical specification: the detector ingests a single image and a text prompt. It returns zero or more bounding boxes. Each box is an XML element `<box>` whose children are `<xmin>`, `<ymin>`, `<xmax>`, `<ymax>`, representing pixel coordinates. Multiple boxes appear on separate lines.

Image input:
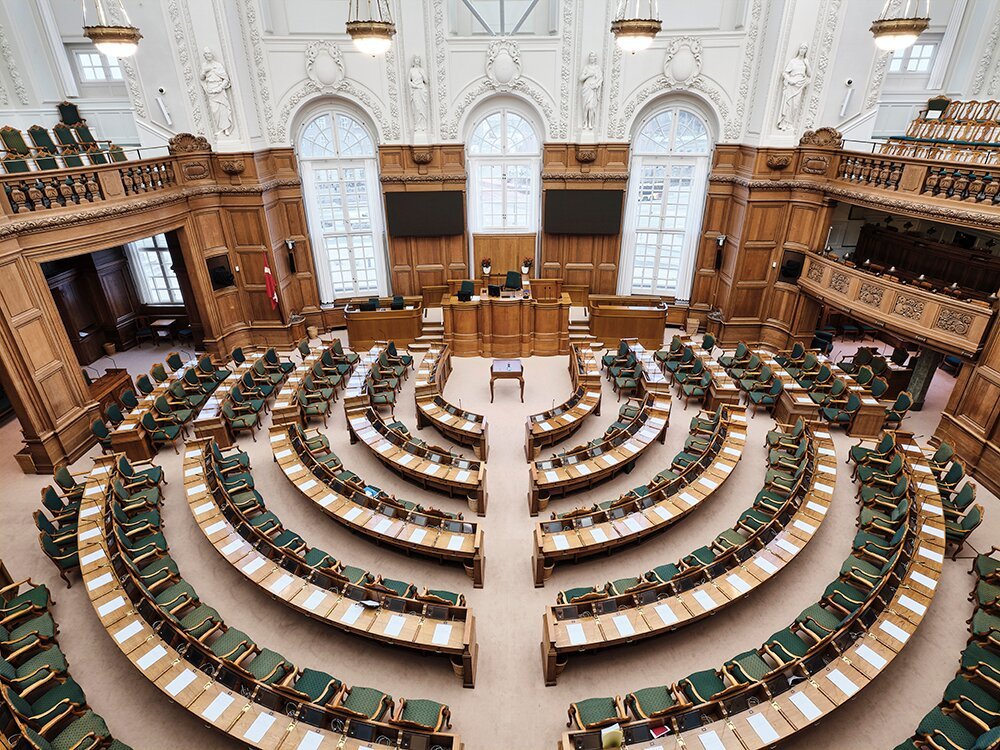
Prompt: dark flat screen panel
<box><xmin>544</xmin><ymin>190</ymin><xmax>624</xmax><ymax>235</ymax></box>
<box><xmin>385</xmin><ymin>191</ymin><xmax>465</xmax><ymax>237</ymax></box>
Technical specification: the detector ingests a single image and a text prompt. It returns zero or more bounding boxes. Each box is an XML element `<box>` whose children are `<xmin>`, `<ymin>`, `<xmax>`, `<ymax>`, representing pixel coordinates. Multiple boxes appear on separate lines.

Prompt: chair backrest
<box><xmin>58</xmin><ymin>101</ymin><xmax>85</xmax><ymax>126</ymax></box>
<box><xmin>931</xmin><ymin>442</ymin><xmax>954</xmax><ymax>465</ymax></box>
<box><xmin>893</xmin><ymin>391</ymin><xmax>913</xmax><ymax>413</ymax></box>
<box><xmin>875</xmin><ymin>432</ymin><xmax>895</xmax><ymax>454</ymax></box>
<box><xmin>790</xmin><ymin>342</ymin><xmax>804</xmax><ymax>359</ymax></box>
<box><xmin>855</xmin><ymin>348</ymin><xmax>874</xmax><ymax>366</ymax></box>
<box><xmin>391</xmin><ymin>296</ymin><xmax>404</xmax><ymax>310</ymax></box>
<box><xmin>154</xmin><ymin>395</ymin><xmax>172</xmax><ymax>415</ymax></box>
<box><xmin>136</xmin><ymin>375</ymin><xmax>154</xmax><ymax>394</ymax></box>
<box><xmin>0</xmin><ymin>126</ymin><xmax>30</xmax><ymax>156</ymax></box>
<box><xmin>184</xmin><ymin>369</ymin><xmax>201</xmax><ymax>387</ymax></box>
<box><xmin>870</xmin><ymin>377</ymin><xmax>888</xmax><ymax>399</ymax></box>
<box><xmin>105</xmin><ymin>403</ymin><xmax>124</xmax><ymax>424</ymax></box>
<box><xmin>459</xmin><ymin>280</ymin><xmax>474</xmax><ymax>296</ymax></box>
<box><xmin>855</xmin><ymin>366</ymin><xmax>874</xmax><ymax>386</ymax></box>
<box><xmin>92</xmin><ymin>418</ymin><xmax>109</xmax><ymax>439</ymax></box>
<box><xmin>734</xmin><ymin>342</ymin><xmax>748</xmax><ymax>359</ymax></box>
<box><xmin>140</xmin><ymin>412</ymin><xmax>159</xmax><ymax>432</ymax></box>
<box><xmin>120</xmin><ymin>389</ymin><xmax>138</xmax><ymax>409</ymax></box>
<box><xmin>942</xmin><ymin>461</ymin><xmax>965</xmax><ymax>485</ymax></box>
<box><xmin>870</xmin><ymin>356</ymin><xmax>888</xmax><ymax>375</ymax></box>
<box><xmin>54</xmin><ymin>465</ymin><xmax>77</xmax><ymax>492</ymax></box>
<box><xmin>298</xmin><ymin>339</ymin><xmax>311</xmax><ymax>358</ymax></box>
<box><xmin>845</xmin><ymin>393</ymin><xmax>861</xmax><ymax>412</ymax></box>
<box><xmin>222</xmin><ymin>403</ymin><xmax>237</xmax><ymax>419</ymax></box>
<box><xmin>166</xmin><ymin>352</ymin><xmax>183</xmax><ymax>371</ymax></box>
<box><xmin>816</xmin><ymin>364</ymin><xmax>831</xmax><ymax>382</ymax></box>
<box><xmin>759</xmin><ymin>365</ymin><xmax>773</xmax><ymax>382</ymax></box>
<box><xmin>232</xmin><ymin>347</ymin><xmax>246</xmax><ymax>366</ymax></box>
<box><xmin>333</xmin><ymin>339</ymin><xmax>346</xmax><ymax>356</ymax></box>
<box><xmin>802</xmin><ymin>353</ymin><xmax>818</xmax><ymax>369</ymax></box>
<box><xmin>265</xmin><ymin>348</ymin><xmax>280</xmax><ymax>366</ymax></box>
<box><xmin>768</xmin><ymin>380</ymin><xmax>783</xmax><ymax>395</ymax></box>
<box><xmin>830</xmin><ymin>379</ymin><xmax>847</xmax><ymax>397</ymax></box>
<box><xmin>690</xmin><ymin>359</ymin><xmax>705</xmax><ymax>375</ymax></box>
<box><xmin>150</xmin><ymin>363</ymin><xmax>168</xmax><ymax>383</ymax></box>
<box><xmin>504</xmin><ymin>271</ymin><xmax>522</xmax><ymax>290</ymax></box>
<box><xmin>230</xmin><ymin>386</ymin><xmax>245</xmax><ymax>404</ymax></box>
<box><xmin>962</xmin><ymin>504</ymin><xmax>984</xmax><ymax>532</ymax></box>
<box><xmin>702</xmin><ymin>334</ymin><xmax>715</xmax><ymax>351</ymax></box>
<box><xmin>890</xmin><ymin>347</ymin><xmax>909</xmax><ymax>366</ymax></box>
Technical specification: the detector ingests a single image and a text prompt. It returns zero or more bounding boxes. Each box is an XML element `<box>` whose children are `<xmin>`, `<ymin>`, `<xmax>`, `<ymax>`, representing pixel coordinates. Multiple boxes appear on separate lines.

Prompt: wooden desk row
<box><xmin>76</xmin><ymin>458</ymin><xmax>464</xmax><ymax>750</ymax></box>
<box><xmin>531</xmin><ymin>407</ymin><xmax>747</xmax><ymax>585</ymax></box>
<box><xmin>631</xmin><ymin>343</ymin><xmax>672</xmax><ymax>399</ymax></box>
<box><xmin>184</xmin><ymin>440</ymin><xmax>477</xmax><ymax>687</ymax></box>
<box><xmin>557</xmin><ymin>432</ymin><xmax>945</xmax><ymax>750</ymax></box>
<box><xmin>525</xmin><ymin>343</ymin><xmax>604</xmax><ymax>459</ymax></box>
<box><xmin>413</xmin><ymin>346</ymin><xmax>488</xmax><ymax>459</ymax></box>
<box><xmin>192</xmin><ymin>350</ymin><xmax>281</xmax><ymax>447</ymax></box>
<box><xmin>109</xmin><ymin>357</ymin><xmax>200</xmax><ymax>461</ymax></box>
<box><xmin>271</xmin><ymin>426</ymin><xmax>485</xmax><ymax>587</ymax></box>
<box><xmin>674</xmin><ymin>338</ymin><xmax>743</xmax><ymax>411</ymax></box>
<box><xmin>528</xmin><ymin>394</ymin><xmax>671</xmax><ymax>516</ymax></box>
<box><xmin>340</xmin><ymin>345</ymin><xmax>386</xmax><ymax>413</ymax></box>
<box><xmin>347</xmin><ymin>406</ymin><xmax>488</xmax><ymax>516</ymax></box>
<box><xmin>540</xmin><ymin>425</ymin><xmax>831</xmax><ymax>685</ymax></box>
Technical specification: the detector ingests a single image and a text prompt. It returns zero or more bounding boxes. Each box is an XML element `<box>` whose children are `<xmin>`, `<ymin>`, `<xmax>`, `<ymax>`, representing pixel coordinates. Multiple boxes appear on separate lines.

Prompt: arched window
<box><xmin>467</xmin><ymin>107</ymin><xmax>541</xmax><ymax>233</ymax></box>
<box><xmin>620</xmin><ymin>106</ymin><xmax>713</xmax><ymax>298</ymax></box>
<box><xmin>298</xmin><ymin>109</ymin><xmax>387</xmax><ymax>302</ymax></box>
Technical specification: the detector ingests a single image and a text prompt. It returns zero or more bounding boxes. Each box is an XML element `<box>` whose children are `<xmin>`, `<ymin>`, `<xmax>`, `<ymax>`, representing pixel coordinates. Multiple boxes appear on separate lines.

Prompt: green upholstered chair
<box><xmin>117</xmin><ymin>455</ymin><xmax>164</xmax><ymax>487</ymax></box>
<box><xmin>946</xmin><ymin>504</ymin><xmax>984</xmax><ymax>557</ymax></box>
<box><xmin>91</xmin><ymin>419</ymin><xmax>112</xmax><ymax>453</ymax></box>
<box><xmin>626</xmin><ymin>685</ymin><xmax>678</xmax><ymax>719</ymax></box>
<box><xmin>566</xmin><ymin>695</ymin><xmax>627</xmax><ymax>730</ymax></box>
<box><xmin>27</xmin><ymin>125</ymin><xmax>84</xmax><ymax>168</ymax></box>
<box><xmin>391</xmin><ymin>698</ymin><xmax>451</xmax><ymax>731</ymax></box>
<box><xmin>334</xmin><ymin>685</ymin><xmax>393</xmax><ymax>720</ymax></box>
<box><xmin>884</xmin><ymin>391</ymin><xmax>914</xmax><ymax>429</ymax></box>
<box><xmin>297</xmin><ymin>389</ymin><xmax>331</xmax><ymax>426</ymax></box>
<box><xmin>149</xmin><ymin>362</ymin><xmax>169</xmax><ymax>384</ymax></box>
<box><xmin>281</xmin><ymin>668</ymin><xmax>343</xmax><ymax>707</ymax></box>
<box><xmin>222</xmin><ymin>403</ymin><xmax>258</xmax><ymax>440</ymax></box>
<box><xmin>677</xmin><ymin>669</ymin><xmax>729</xmax><ymax>705</ymax></box>
<box><xmin>135</xmin><ymin>374</ymin><xmax>154</xmax><ymax>396</ymax></box>
<box><xmin>40</xmin><ymin>485</ymin><xmax>78</xmax><ymax>525</ymax></box>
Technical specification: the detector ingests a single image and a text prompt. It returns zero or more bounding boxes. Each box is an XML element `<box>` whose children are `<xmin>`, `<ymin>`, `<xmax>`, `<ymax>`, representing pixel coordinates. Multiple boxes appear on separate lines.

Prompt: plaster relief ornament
<box><xmin>663</xmin><ymin>37</ymin><xmax>703</xmax><ymax>88</ymax></box>
<box><xmin>777</xmin><ymin>44</ymin><xmax>812</xmax><ymax>131</ymax></box>
<box><xmin>306</xmin><ymin>41</ymin><xmax>346</xmax><ymax>91</ymax></box>
<box><xmin>580</xmin><ymin>52</ymin><xmax>603</xmax><ymax>130</ymax></box>
<box><xmin>200</xmin><ymin>48</ymin><xmax>234</xmax><ymax>137</ymax></box>
<box><xmin>409</xmin><ymin>55</ymin><xmax>429</xmax><ymax>133</ymax></box>
<box><xmin>486</xmin><ymin>40</ymin><xmax>522</xmax><ymax>92</ymax></box>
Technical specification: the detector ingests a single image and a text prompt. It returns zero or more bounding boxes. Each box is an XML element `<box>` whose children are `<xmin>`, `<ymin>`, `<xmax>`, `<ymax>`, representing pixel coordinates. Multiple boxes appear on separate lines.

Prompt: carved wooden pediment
<box><xmin>169</xmin><ymin>133</ymin><xmax>212</xmax><ymax>154</ymax></box>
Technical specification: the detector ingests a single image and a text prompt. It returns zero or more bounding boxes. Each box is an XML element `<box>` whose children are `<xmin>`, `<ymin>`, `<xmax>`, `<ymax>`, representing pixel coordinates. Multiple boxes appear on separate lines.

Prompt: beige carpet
<box><xmin>0</xmin><ymin>331</ymin><xmax>996</xmax><ymax>750</ymax></box>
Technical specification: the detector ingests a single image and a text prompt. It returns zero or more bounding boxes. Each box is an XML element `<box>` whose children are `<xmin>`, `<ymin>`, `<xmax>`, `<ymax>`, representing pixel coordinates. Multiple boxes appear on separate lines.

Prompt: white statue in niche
<box><xmin>201</xmin><ymin>48</ymin><xmax>234</xmax><ymax>137</ymax></box>
<box><xmin>777</xmin><ymin>43</ymin><xmax>812</xmax><ymax>131</ymax></box>
<box><xmin>580</xmin><ymin>52</ymin><xmax>603</xmax><ymax>130</ymax></box>
<box><xmin>409</xmin><ymin>55</ymin><xmax>429</xmax><ymax>133</ymax></box>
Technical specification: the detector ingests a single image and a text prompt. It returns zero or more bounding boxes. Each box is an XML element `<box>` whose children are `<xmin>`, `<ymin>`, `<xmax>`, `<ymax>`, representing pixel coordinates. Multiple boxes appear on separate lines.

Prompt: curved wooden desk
<box><xmin>414</xmin><ymin>346</ymin><xmax>488</xmax><ymax>459</ymax></box>
<box><xmin>75</xmin><ymin>457</ymin><xmax>463</xmax><ymax>750</ymax></box>
<box><xmin>540</xmin><ymin>427</ymin><xmax>830</xmax><ymax>685</ymax></box>
<box><xmin>557</xmin><ymin>432</ymin><xmax>944</xmax><ymax>750</ymax></box>
<box><xmin>271</xmin><ymin>426</ymin><xmax>485</xmax><ymax>587</ymax></box>
<box><xmin>347</xmin><ymin>406</ymin><xmax>488</xmax><ymax>516</ymax></box>
<box><xmin>531</xmin><ymin>407</ymin><xmax>746</xmax><ymax>585</ymax></box>
<box><xmin>528</xmin><ymin>395</ymin><xmax>671</xmax><ymax>516</ymax></box>
<box><xmin>185</xmin><ymin>439</ymin><xmax>478</xmax><ymax>687</ymax></box>
<box><xmin>442</xmin><ymin>291</ymin><xmax>571</xmax><ymax>358</ymax></box>
<box><xmin>525</xmin><ymin>344</ymin><xmax>603</xmax><ymax>459</ymax></box>
<box><xmin>345</xmin><ymin>298</ymin><xmax>422</xmax><ymax>350</ymax></box>
<box><xmin>589</xmin><ymin>297</ymin><xmax>669</xmax><ymax>350</ymax></box>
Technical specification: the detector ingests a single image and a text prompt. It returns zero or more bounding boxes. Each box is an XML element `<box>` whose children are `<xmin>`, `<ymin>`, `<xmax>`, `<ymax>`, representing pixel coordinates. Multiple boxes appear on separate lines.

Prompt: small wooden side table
<box><xmin>491</xmin><ymin>359</ymin><xmax>524</xmax><ymax>403</ymax></box>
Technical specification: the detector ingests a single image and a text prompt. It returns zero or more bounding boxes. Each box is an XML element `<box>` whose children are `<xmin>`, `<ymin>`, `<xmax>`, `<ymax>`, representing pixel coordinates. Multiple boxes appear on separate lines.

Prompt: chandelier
<box><xmin>82</xmin><ymin>0</ymin><xmax>141</xmax><ymax>58</ymax></box>
<box><xmin>611</xmin><ymin>0</ymin><xmax>662</xmax><ymax>54</ymax></box>
<box><xmin>870</xmin><ymin>0</ymin><xmax>930</xmax><ymax>51</ymax></box>
<box><xmin>347</xmin><ymin>0</ymin><xmax>396</xmax><ymax>57</ymax></box>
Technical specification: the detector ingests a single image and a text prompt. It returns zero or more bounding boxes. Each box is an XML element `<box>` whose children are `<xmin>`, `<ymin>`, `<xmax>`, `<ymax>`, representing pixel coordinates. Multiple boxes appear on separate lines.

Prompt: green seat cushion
<box><xmin>179</xmin><ymin>605</ymin><xmax>221</xmax><ymax>638</ymax></box>
<box><xmin>646</xmin><ymin>563</ymin><xmax>680</xmax><ymax>584</ymax></box>
<box><xmin>627</xmin><ymin>685</ymin><xmax>676</xmax><ymax>719</ymax></box>
<box><xmin>608</xmin><ymin>577</ymin><xmax>642</xmax><ymax>596</ymax></box>
<box><xmin>293</xmin><ymin>668</ymin><xmax>342</xmax><ymax>705</ymax></box>
<box><xmin>397</xmin><ymin>698</ymin><xmax>447</xmax><ymax>730</ymax></box>
<box><xmin>823</xmin><ymin>580</ymin><xmax>867</xmax><ymax>613</ymax></box>
<box><xmin>341</xmin><ymin>686</ymin><xmax>391</xmax><ymax>719</ymax></box>
<box><xmin>423</xmin><ymin>589</ymin><xmax>461</xmax><ymax>606</ymax></box>
<box><xmin>571</xmin><ymin>696</ymin><xmax>623</xmax><ymax>728</ymax></box>
<box><xmin>378</xmin><ymin>578</ymin><xmax>414</xmax><ymax>598</ymax></box>
<box><xmin>716</xmin><ymin>528</ymin><xmax>748</xmax><ymax>550</ymax></box>
<box><xmin>975</xmin><ymin>555</ymin><xmax>1000</xmax><ymax>581</ymax></box>
<box><xmin>725</xmin><ymin>650</ymin><xmax>771</xmax><ymax>684</ymax></box>
<box><xmin>915</xmin><ymin>707</ymin><xmax>976</xmax><ymax>749</ymax></box>
<box><xmin>247</xmin><ymin>648</ymin><xmax>293</xmax><ymax>684</ymax></box>
<box><xmin>942</xmin><ymin>676</ymin><xmax>1000</xmax><ymax>726</ymax></box>
<box><xmin>209</xmin><ymin>628</ymin><xmax>255</xmax><ymax>662</ymax></box>
<box><xmin>679</xmin><ymin>669</ymin><xmax>727</xmax><ymax>704</ymax></box>
<box><xmin>797</xmin><ymin>603</ymin><xmax>842</xmax><ymax>637</ymax></box>
<box><xmin>558</xmin><ymin>587</ymin><xmax>602</xmax><ymax>604</ymax></box>
<box><xmin>49</xmin><ymin>710</ymin><xmax>111</xmax><ymax>750</ymax></box>
<box><xmin>765</xmin><ymin>628</ymin><xmax>810</xmax><ymax>663</ymax></box>
<box><xmin>683</xmin><ymin>546</ymin><xmax>716</xmax><ymax>568</ymax></box>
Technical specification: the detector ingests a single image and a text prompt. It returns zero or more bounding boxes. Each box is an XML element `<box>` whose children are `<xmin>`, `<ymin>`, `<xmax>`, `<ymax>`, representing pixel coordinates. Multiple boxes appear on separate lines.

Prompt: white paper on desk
<box><xmin>294</xmin><ymin>732</ymin><xmax>325</xmax><ymax>750</ymax></box>
<box><xmin>775</xmin><ymin>538</ymin><xmax>800</xmax><ymax>556</ymax></box>
<box><xmin>680</xmin><ymin>492</ymin><xmax>698</xmax><ymax>506</ymax></box>
<box><xmin>137</xmin><ymin>644</ymin><xmax>166</xmax><ymax>670</ymax></box>
<box><xmin>917</xmin><ymin>482</ymin><xmax>938</xmax><ymax>493</ymax></box>
<box><xmin>81</xmin><ymin>549</ymin><xmax>106</xmax><ymax>566</ymax></box>
<box><xmin>806</xmin><ymin>501</ymin><xmax>828</xmax><ymax>515</ymax></box>
<box><xmin>879</xmin><ymin>620</ymin><xmax>910</xmax><ymax>644</ymax></box>
<box><xmin>793</xmin><ymin>520</ymin><xmax>816</xmax><ymax>535</ymax></box>
<box><xmin>652</xmin><ymin>506</ymin><xmax>673</xmax><ymax>521</ymax></box>
<box><xmin>204</xmin><ymin>521</ymin><xmax>227</xmax><ymax>536</ymax></box>
<box><xmin>723</xmin><ymin>447</ymin><xmax>741</xmax><ymax>457</ymax></box>
<box><xmin>243</xmin><ymin>713</ymin><xmax>276</xmax><ymax>743</ymax></box>
<box><xmin>754</xmin><ymin>556</ymin><xmax>779</xmax><ymax>575</ymax></box>
<box><xmin>242</xmin><ymin>557</ymin><xmax>266</xmax><ymax>576</ymax></box>
<box><xmin>432</xmin><ymin>623</ymin><xmax>452</xmax><ymax>645</ymax></box>
<box><xmin>424</xmin><ymin>463</ymin><xmax>440</xmax><ymax>476</ymax></box>
<box><xmin>539</xmin><ymin>422</ymin><xmax>553</xmax><ymax>432</ymax></box>
<box><xmin>185</xmin><ymin>467</ymin><xmax>203</xmax><ymax>477</ymax></box>
<box><xmin>269</xmin><ymin>433</ymin><xmax>284</xmax><ymax>443</ymax></box>
<box><xmin>398</xmin><ymin>453</ymin><xmax>415</xmax><ymax>466</ymax></box>
<box><xmin>692</xmin><ymin>589</ymin><xmax>718</xmax><ymax>611</ymax></box>
<box><xmin>817</xmin><ymin>464</ymin><xmax>835</xmax><ymax>475</ymax></box>
<box><xmin>319</xmin><ymin>494</ymin><xmax>336</xmax><ymax>508</ymax></box>
<box><xmin>544</xmin><ymin>470</ymin><xmax>559</xmax><ymax>483</ymax></box>
<box><xmin>726</xmin><ymin>574</ymin><xmax>751</xmax><ymax>594</ymax></box>
<box><xmin>303</xmin><ymin>590</ymin><xmax>327</xmax><ymax>612</ymax></box>
<box><xmin>827</xmin><ymin>668</ymin><xmax>859</xmax><ymax>697</ymax></box>
<box><xmin>621</xmin><ymin>442</ymin><xmax>638</xmax><ymax>454</ymax></box>
<box><xmin>589</xmin><ymin>527</ymin><xmax>608</xmax><ymax>543</ymax></box>
<box><xmin>343</xmin><ymin>507</ymin><xmax>363</xmax><ymax>523</ymax></box>
<box><xmin>654</xmin><ymin>602</ymin><xmax>678</xmax><ymax>626</ymax></box>
<box><xmin>814</xmin><ymin>482</ymin><xmax>834</xmax><ymax>495</ymax></box>
<box><xmin>623</xmin><ymin>516</ymin><xmax>643</xmax><ymax>534</ymax></box>
<box><xmin>612</xmin><ymin>615</ymin><xmax>635</xmax><ymax>637</ymax></box>
<box><xmin>373</xmin><ymin>518</ymin><xmax>393</xmax><ymax>535</ymax></box>
<box><xmin>87</xmin><ymin>572</ymin><xmax>112</xmax><ymax>591</ymax></box>
<box><xmin>919</xmin><ymin>547</ymin><xmax>944</xmax><ymax>564</ymax></box>
<box><xmin>194</xmin><ymin>501</ymin><xmax>215</xmax><ymax>516</ymax></box>
<box><xmin>384</xmin><ymin>615</ymin><xmax>406</xmax><ymax>637</ymax></box>
<box><xmin>601</xmin><ymin>454</ymin><xmax>619</xmax><ymax>466</ymax></box>
<box><xmin>576</xmin><ymin>464</ymin><xmax>592</xmax><ymax>476</ymax></box>
<box><xmin>114</xmin><ymin>620</ymin><xmax>143</xmax><ymax>644</ymax></box>
<box><xmin>818</xmin><ymin>447</ymin><xmax>835</xmax><ymax>456</ymax></box>
<box><xmin>202</xmin><ymin>693</ymin><xmax>234</xmax><ymax>721</ymax></box>
<box><xmin>552</xmin><ymin>534</ymin><xmax>570</xmax><ymax>551</ymax></box>
<box><xmin>269</xmin><ymin>574</ymin><xmax>293</xmax><ymax>595</ymax></box>
<box><xmin>375</xmin><ymin>442</ymin><xmax>391</xmax><ymax>454</ymax></box>
<box><xmin>447</xmin><ymin>535</ymin><xmax>464</xmax><ymax>551</ymax></box>
<box><xmin>921</xmin><ymin>523</ymin><xmax>944</xmax><ymax>539</ymax></box>
<box><xmin>789</xmin><ymin>691</ymin><xmax>821</xmax><ymax>721</ymax></box>
<box><xmin>299</xmin><ymin>479</ymin><xmax>317</xmax><ymax>492</ymax></box>
<box><xmin>98</xmin><ymin>596</ymin><xmax>125</xmax><ymax>617</ymax></box>
<box><xmin>564</xmin><ymin>414</ymin><xmax>577</xmax><ymax>423</ymax></box>
<box><xmin>747</xmin><ymin>713</ymin><xmax>780</xmax><ymax>743</ymax></box>
<box><xmin>456</xmin><ymin>470</ymin><xmax>471</xmax><ymax>483</ymax></box>
<box><xmin>713</xmin><ymin>462</ymin><xmax>733</xmax><ymax>474</ymax></box>
<box><xmin>85</xmin><ymin>485</ymin><xmax>104</xmax><ymax>497</ymax></box>
<box><xmin>80</xmin><ymin>527</ymin><xmax>101</xmax><ymax>541</ymax></box>
<box><xmin>566</xmin><ymin>622</ymin><xmax>587</xmax><ymax>645</ymax></box>
<box><xmin>910</xmin><ymin>570</ymin><xmax>937</xmax><ymax>591</ymax></box>
<box><xmin>698</xmin><ymin>730</ymin><xmax>725</xmax><ymax>750</ymax></box>
<box><xmin>164</xmin><ymin>669</ymin><xmax>197</xmax><ymax>697</ymax></box>
<box><xmin>699</xmin><ymin>477</ymin><xmax>718</xmax><ymax>491</ymax></box>
<box><xmin>341</xmin><ymin>603</ymin><xmax>364</xmax><ymax>625</ymax></box>
<box><xmin>855</xmin><ymin>644</ymin><xmax>887</xmax><ymax>669</ymax></box>
<box><xmin>920</xmin><ymin>502</ymin><xmax>942</xmax><ymax>516</ymax></box>
<box><xmin>221</xmin><ymin>539</ymin><xmax>243</xmax><ymax>556</ymax></box>
<box><xmin>409</xmin><ymin>528</ymin><xmax>427</xmax><ymax>545</ymax></box>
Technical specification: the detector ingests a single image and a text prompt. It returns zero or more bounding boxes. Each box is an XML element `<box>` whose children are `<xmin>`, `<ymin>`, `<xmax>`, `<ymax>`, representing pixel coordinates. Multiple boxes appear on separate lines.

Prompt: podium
<box><xmin>441</xmin><ymin>278</ymin><xmax>570</xmax><ymax>357</ymax></box>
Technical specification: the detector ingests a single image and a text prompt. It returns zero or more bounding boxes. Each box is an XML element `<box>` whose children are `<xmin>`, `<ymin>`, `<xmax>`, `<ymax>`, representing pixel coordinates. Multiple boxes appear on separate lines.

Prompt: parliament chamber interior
<box><xmin>2</xmin><ymin>1</ymin><xmax>1000</xmax><ymax>749</ymax></box>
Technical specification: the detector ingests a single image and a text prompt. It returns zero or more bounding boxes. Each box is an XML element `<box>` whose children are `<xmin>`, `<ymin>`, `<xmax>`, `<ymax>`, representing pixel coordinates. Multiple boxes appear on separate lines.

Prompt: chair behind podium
<box><xmin>457</xmin><ymin>280</ymin><xmax>475</xmax><ymax>302</ymax></box>
<box><xmin>504</xmin><ymin>271</ymin><xmax>522</xmax><ymax>291</ymax></box>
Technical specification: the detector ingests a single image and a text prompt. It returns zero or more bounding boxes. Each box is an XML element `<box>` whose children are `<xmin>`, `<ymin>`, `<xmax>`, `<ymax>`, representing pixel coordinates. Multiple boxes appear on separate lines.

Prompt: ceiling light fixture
<box><xmin>83</xmin><ymin>0</ymin><xmax>141</xmax><ymax>58</ymax></box>
<box><xmin>347</xmin><ymin>0</ymin><xmax>396</xmax><ymax>57</ymax></box>
<box><xmin>611</xmin><ymin>0</ymin><xmax>662</xmax><ymax>54</ymax></box>
<box><xmin>870</xmin><ymin>0</ymin><xmax>930</xmax><ymax>52</ymax></box>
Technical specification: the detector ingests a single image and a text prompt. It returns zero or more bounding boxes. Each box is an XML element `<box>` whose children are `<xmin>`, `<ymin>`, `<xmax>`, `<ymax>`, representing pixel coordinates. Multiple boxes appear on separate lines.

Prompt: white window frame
<box><xmin>466</xmin><ymin>108</ymin><xmax>541</xmax><ymax>234</ymax></box>
<box><xmin>125</xmin><ymin>234</ymin><xmax>184</xmax><ymax>305</ymax></box>
<box><xmin>888</xmin><ymin>40</ymin><xmax>939</xmax><ymax>75</ymax></box>
<box><xmin>70</xmin><ymin>48</ymin><xmax>124</xmax><ymax>84</ymax></box>
<box><xmin>297</xmin><ymin>109</ymin><xmax>389</xmax><ymax>303</ymax></box>
<box><xmin>619</xmin><ymin>106</ymin><xmax>713</xmax><ymax>300</ymax></box>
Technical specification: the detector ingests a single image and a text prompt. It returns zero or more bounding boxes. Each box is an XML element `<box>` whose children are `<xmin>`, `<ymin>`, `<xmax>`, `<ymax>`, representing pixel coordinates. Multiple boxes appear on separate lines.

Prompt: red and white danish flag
<box><xmin>263</xmin><ymin>254</ymin><xmax>279</xmax><ymax>310</ymax></box>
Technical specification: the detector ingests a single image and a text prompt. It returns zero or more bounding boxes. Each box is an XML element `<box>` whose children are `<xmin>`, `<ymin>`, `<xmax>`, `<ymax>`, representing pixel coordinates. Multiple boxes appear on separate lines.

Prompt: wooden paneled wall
<box><xmin>540</xmin><ymin>144</ymin><xmax>629</xmax><ymax>295</ymax></box>
<box><xmin>472</xmin><ymin>234</ymin><xmax>536</xmax><ymax>277</ymax></box>
<box><xmin>380</xmin><ymin>145</ymin><xmax>469</xmax><ymax>296</ymax></box>
<box><xmin>693</xmin><ymin>144</ymin><xmax>827</xmax><ymax>348</ymax></box>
